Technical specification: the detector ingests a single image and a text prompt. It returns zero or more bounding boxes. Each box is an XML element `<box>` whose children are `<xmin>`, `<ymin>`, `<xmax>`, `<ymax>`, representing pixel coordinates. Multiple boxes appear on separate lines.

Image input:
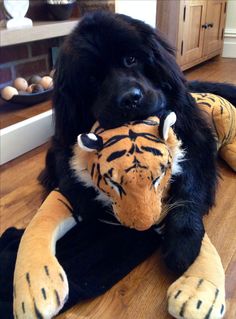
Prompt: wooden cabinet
<box><xmin>157</xmin><ymin>0</ymin><xmax>227</xmax><ymax>70</ymax></box>
<box><xmin>203</xmin><ymin>0</ymin><xmax>227</xmax><ymax>55</ymax></box>
<box><xmin>180</xmin><ymin>0</ymin><xmax>207</xmax><ymax>66</ymax></box>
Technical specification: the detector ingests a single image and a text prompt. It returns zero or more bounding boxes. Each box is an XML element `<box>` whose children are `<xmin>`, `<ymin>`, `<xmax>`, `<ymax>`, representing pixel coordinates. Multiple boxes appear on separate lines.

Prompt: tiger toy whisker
<box><xmin>98</xmin><ymin>219</ymin><xmax>122</xmax><ymax>226</ymax></box>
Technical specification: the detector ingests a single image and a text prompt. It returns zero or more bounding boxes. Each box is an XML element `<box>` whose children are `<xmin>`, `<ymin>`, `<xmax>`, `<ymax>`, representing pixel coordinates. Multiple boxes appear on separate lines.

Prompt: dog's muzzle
<box><xmin>119</xmin><ymin>87</ymin><xmax>143</xmax><ymax>110</ymax></box>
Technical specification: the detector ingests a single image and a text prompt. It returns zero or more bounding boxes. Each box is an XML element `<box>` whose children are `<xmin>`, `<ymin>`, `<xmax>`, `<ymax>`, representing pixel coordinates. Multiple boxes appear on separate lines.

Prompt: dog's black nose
<box><xmin>120</xmin><ymin>88</ymin><xmax>143</xmax><ymax>109</ymax></box>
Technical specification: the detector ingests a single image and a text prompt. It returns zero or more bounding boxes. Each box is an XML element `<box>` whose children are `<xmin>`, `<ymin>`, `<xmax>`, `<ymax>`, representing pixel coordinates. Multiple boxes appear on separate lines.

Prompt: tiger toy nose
<box><xmin>120</xmin><ymin>88</ymin><xmax>143</xmax><ymax>109</ymax></box>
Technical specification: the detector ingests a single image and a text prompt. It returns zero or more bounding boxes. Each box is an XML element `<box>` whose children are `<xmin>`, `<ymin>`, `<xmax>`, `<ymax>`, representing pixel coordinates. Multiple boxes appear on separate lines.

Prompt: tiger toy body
<box><xmin>13</xmin><ymin>99</ymin><xmax>236</xmax><ymax>319</ymax></box>
<box><xmin>192</xmin><ymin>93</ymin><xmax>236</xmax><ymax>171</ymax></box>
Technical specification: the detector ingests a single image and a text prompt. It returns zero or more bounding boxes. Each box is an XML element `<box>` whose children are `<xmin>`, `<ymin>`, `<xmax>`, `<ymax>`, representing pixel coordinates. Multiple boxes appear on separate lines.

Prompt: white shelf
<box><xmin>0</xmin><ymin>110</ymin><xmax>54</xmax><ymax>164</ymax></box>
<box><xmin>0</xmin><ymin>19</ymin><xmax>79</xmax><ymax>47</ymax></box>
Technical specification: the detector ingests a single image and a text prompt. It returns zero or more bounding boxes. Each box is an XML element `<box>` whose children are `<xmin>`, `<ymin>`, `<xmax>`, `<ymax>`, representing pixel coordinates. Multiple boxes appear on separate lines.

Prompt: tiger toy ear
<box><xmin>77</xmin><ymin>133</ymin><xmax>103</xmax><ymax>151</ymax></box>
<box><xmin>159</xmin><ymin>112</ymin><xmax>177</xmax><ymax>141</ymax></box>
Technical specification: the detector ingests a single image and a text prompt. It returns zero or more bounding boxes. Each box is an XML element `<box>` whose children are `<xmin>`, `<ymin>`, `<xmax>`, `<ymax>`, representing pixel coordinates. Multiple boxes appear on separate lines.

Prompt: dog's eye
<box><xmin>123</xmin><ymin>56</ymin><xmax>137</xmax><ymax>67</ymax></box>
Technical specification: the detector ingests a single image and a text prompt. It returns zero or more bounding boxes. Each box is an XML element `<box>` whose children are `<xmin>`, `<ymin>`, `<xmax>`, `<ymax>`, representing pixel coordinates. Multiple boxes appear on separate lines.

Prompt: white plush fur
<box><xmin>154</xmin><ymin>172</ymin><xmax>165</xmax><ymax>189</ymax></box>
<box><xmin>162</xmin><ymin>112</ymin><xmax>185</xmax><ymax>176</ymax></box>
<box><xmin>51</xmin><ymin>217</ymin><xmax>77</xmax><ymax>255</ymax></box>
<box><xmin>106</xmin><ymin>179</ymin><xmax>120</xmax><ymax>196</ymax></box>
<box><xmin>171</xmin><ymin>144</ymin><xmax>185</xmax><ymax>176</ymax></box>
<box><xmin>95</xmin><ymin>192</ymin><xmax>112</xmax><ymax>207</ymax></box>
<box><xmin>163</xmin><ymin>112</ymin><xmax>176</xmax><ymax>141</ymax></box>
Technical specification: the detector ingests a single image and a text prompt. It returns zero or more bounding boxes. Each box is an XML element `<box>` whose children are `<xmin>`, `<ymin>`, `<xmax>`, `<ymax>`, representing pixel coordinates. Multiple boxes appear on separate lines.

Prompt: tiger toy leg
<box><xmin>13</xmin><ymin>191</ymin><xmax>76</xmax><ymax>319</ymax></box>
<box><xmin>219</xmin><ymin>138</ymin><xmax>236</xmax><ymax>172</ymax></box>
<box><xmin>167</xmin><ymin>233</ymin><xmax>225</xmax><ymax>319</ymax></box>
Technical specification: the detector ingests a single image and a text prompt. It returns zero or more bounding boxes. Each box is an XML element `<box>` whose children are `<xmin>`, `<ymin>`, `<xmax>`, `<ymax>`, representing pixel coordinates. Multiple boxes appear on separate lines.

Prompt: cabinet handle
<box><xmin>208</xmin><ymin>23</ymin><xmax>214</xmax><ymax>28</ymax></box>
<box><xmin>202</xmin><ymin>23</ymin><xmax>209</xmax><ymax>29</ymax></box>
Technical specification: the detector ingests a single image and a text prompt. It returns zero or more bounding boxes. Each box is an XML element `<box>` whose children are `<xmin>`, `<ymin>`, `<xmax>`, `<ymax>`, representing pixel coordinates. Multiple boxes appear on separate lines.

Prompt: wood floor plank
<box><xmin>0</xmin><ymin>143</ymin><xmax>47</xmax><ymax>233</ymax></box>
<box><xmin>225</xmin><ymin>250</ymin><xmax>236</xmax><ymax>318</ymax></box>
<box><xmin>185</xmin><ymin>57</ymin><xmax>236</xmax><ymax>84</ymax></box>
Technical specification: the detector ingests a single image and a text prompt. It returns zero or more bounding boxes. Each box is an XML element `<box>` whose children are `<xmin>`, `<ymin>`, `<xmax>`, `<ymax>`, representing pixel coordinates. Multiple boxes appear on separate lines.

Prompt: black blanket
<box><xmin>0</xmin><ymin>222</ymin><xmax>160</xmax><ymax>318</ymax></box>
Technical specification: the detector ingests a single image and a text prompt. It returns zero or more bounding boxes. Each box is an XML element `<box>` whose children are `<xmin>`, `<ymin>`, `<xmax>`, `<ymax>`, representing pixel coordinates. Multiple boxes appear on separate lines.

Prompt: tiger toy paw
<box><xmin>14</xmin><ymin>255</ymin><xmax>69</xmax><ymax>319</ymax></box>
<box><xmin>167</xmin><ymin>275</ymin><xmax>226</xmax><ymax>319</ymax></box>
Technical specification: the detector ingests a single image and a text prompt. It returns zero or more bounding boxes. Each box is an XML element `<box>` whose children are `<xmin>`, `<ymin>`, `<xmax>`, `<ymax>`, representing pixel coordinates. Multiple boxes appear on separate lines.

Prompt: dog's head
<box><xmin>54</xmin><ymin>11</ymin><xmax>186</xmax><ymax>145</ymax></box>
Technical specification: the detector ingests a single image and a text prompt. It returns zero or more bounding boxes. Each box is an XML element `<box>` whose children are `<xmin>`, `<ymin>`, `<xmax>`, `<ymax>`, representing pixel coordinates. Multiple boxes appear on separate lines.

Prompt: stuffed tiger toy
<box><xmin>71</xmin><ymin>112</ymin><xmax>184</xmax><ymax>231</ymax></box>
<box><xmin>13</xmin><ymin>93</ymin><xmax>236</xmax><ymax>319</ymax></box>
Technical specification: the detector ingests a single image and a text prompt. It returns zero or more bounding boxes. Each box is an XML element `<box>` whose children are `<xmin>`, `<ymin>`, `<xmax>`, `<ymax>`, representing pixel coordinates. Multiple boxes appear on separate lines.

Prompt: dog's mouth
<box><xmin>97</xmin><ymin>90</ymin><xmax>166</xmax><ymax>129</ymax></box>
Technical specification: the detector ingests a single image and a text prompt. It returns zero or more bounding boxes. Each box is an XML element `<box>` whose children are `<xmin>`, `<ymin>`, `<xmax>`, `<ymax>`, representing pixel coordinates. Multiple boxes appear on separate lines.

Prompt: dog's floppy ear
<box><xmin>130</xmin><ymin>18</ymin><xmax>187</xmax><ymax>93</ymax></box>
<box><xmin>159</xmin><ymin>112</ymin><xmax>177</xmax><ymax>141</ymax></box>
<box><xmin>148</xmin><ymin>30</ymin><xmax>186</xmax><ymax>92</ymax></box>
<box><xmin>77</xmin><ymin>133</ymin><xmax>103</xmax><ymax>152</ymax></box>
<box><xmin>53</xmin><ymin>38</ymin><xmax>94</xmax><ymax>147</ymax></box>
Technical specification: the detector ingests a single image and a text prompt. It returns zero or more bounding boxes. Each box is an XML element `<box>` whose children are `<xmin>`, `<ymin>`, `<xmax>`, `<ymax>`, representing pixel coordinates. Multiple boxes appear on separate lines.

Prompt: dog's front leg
<box><xmin>162</xmin><ymin>207</ymin><xmax>205</xmax><ymax>275</ymax></box>
<box><xmin>13</xmin><ymin>191</ymin><xmax>76</xmax><ymax>319</ymax></box>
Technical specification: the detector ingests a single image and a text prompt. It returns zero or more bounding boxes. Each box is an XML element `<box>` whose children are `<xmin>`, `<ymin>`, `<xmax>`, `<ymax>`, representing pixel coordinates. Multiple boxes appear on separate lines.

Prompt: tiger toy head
<box><xmin>71</xmin><ymin>113</ymin><xmax>184</xmax><ymax>231</ymax></box>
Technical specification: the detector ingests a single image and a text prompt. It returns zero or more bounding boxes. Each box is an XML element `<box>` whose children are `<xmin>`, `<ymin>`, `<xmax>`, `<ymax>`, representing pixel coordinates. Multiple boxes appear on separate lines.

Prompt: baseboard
<box><xmin>0</xmin><ymin>110</ymin><xmax>54</xmax><ymax>165</ymax></box>
<box><xmin>222</xmin><ymin>28</ymin><xmax>236</xmax><ymax>58</ymax></box>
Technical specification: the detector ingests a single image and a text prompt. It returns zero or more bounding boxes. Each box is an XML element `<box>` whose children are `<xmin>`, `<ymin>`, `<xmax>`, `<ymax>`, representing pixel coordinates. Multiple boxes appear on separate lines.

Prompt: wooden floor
<box><xmin>184</xmin><ymin>56</ymin><xmax>236</xmax><ymax>83</ymax></box>
<box><xmin>1</xmin><ymin>57</ymin><xmax>236</xmax><ymax>318</ymax></box>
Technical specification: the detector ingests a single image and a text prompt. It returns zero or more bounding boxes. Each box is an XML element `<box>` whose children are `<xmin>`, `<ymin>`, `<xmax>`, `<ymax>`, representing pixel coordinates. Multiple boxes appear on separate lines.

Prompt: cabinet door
<box><xmin>179</xmin><ymin>0</ymin><xmax>207</xmax><ymax>66</ymax></box>
<box><xmin>203</xmin><ymin>0</ymin><xmax>227</xmax><ymax>55</ymax></box>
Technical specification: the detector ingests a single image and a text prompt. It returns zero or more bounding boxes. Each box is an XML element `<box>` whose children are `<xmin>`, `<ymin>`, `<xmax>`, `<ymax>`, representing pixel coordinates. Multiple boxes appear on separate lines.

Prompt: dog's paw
<box><xmin>167</xmin><ymin>275</ymin><xmax>225</xmax><ymax>319</ymax></box>
<box><xmin>14</xmin><ymin>256</ymin><xmax>68</xmax><ymax>319</ymax></box>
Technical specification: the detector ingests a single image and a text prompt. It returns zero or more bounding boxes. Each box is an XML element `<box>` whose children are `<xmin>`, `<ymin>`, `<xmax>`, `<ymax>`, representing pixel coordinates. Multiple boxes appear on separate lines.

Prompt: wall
<box><xmin>0</xmin><ymin>38</ymin><xmax>63</xmax><ymax>89</ymax></box>
<box><xmin>115</xmin><ymin>0</ymin><xmax>157</xmax><ymax>28</ymax></box>
<box><xmin>222</xmin><ymin>0</ymin><xmax>236</xmax><ymax>58</ymax></box>
<box><xmin>225</xmin><ymin>0</ymin><xmax>236</xmax><ymax>29</ymax></box>
<box><xmin>0</xmin><ymin>0</ymin><xmax>81</xmax><ymax>89</ymax></box>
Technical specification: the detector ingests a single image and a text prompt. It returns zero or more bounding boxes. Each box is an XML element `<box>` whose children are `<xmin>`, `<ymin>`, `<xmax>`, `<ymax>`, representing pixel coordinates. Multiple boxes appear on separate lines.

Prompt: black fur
<box><xmin>188</xmin><ymin>81</ymin><xmax>236</xmax><ymax>106</ymax></box>
<box><xmin>39</xmin><ymin>11</ymin><xmax>236</xmax><ymax>274</ymax></box>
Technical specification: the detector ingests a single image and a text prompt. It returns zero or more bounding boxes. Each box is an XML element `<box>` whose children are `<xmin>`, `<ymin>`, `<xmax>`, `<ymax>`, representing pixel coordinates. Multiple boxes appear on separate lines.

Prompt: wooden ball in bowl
<box><xmin>28</xmin><ymin>75</ymin><xmax>42</xmax><ymax>85</ymax></box>
<box><xmin>13</xmin><ymin>77</ymin><xmax>28</xmax><ymax>91</ymax></box>
<box><xmin>1</xmin><ymin>86</ymin><xmax>19</xmax><ymax>100</ymax></box>
<box><xmin>27</xmin><ymin>84</ymin><xmax>44</xmax><ymax>93</ymax></box>
<box><xmin>39</xmin><ymin>76</ymin><xmax>53</xmax><ymax>90</ymax></box>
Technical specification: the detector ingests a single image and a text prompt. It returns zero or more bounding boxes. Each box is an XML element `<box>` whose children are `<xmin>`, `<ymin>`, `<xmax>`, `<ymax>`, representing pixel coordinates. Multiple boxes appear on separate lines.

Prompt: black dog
<box><xmin>39</xmin><ymin>11</ymin><xmax>236</xmax><ymax>274</ymax></box>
